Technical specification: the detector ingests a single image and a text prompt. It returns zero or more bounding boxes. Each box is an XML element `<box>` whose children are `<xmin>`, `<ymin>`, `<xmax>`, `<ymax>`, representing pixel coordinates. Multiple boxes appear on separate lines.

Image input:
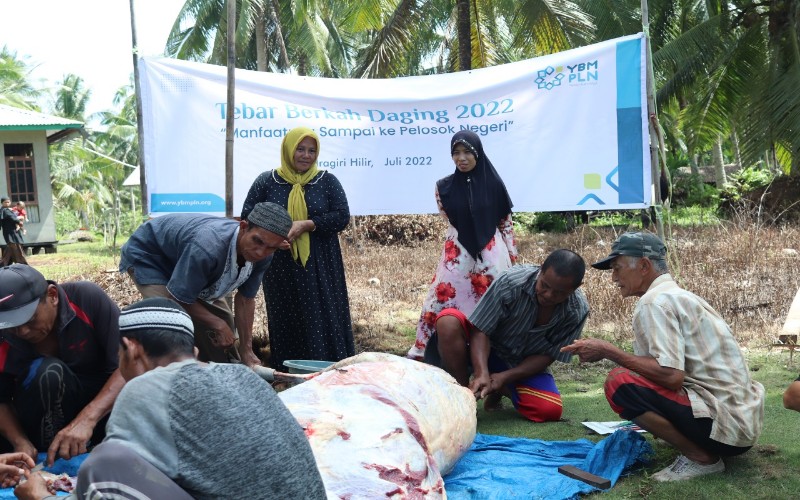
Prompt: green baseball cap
<box><xmin>592</xmin><ymin>232</ymin><xmax>666</xmax><ymax>270</ymax></box>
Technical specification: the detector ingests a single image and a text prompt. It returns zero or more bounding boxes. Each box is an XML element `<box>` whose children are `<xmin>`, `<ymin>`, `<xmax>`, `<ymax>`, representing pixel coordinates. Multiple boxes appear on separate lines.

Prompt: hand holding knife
<box><xmin>15</xmin><ymin>461</ymin><xmax>44</xmax><ymax>485</ymax></box>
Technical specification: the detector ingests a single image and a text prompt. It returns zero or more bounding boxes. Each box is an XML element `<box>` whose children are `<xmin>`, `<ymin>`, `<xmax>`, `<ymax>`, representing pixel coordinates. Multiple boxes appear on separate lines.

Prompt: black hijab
<box><xmin>437</xmin><ymin>130</ymin><xmax>513</xmax><ymax>259</ymax></box>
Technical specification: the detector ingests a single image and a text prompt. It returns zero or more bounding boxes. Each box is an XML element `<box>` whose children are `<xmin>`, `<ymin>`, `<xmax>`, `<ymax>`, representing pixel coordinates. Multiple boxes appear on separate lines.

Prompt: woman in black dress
<box><xmin>241</xmin><ymin>127</ymin><xmax>354</xmax><ymax>369</ymax></box>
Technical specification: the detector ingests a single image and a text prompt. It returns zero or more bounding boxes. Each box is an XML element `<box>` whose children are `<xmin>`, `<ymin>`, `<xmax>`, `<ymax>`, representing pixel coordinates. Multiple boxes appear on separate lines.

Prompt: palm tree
<box><xmin>0</xmin><ymin>46</ymin><xmax>41</xmax><ymax>109</ymax></box>
<box><xmin>166</xmin><ymin>0</ymin><xmax>325</xmax><ymax>74</ymax></box>
<box><xmin>51</xmin><ymin>73</ymin><xmax>91</xmax><ymax>121</ymax></box>
<box><xmin>166</xmin><ymin>0</ymin><xmax>598</xmax><ymax>78</ymax></box>
<box><xmin>650</xmin><ymin>0</ymin><xmax>800</xmax><ymax>175</ymax></box>
<box><xmin>353</xmin><ymin>0</ymin><xmax>595</xmax><ymax>76</ymax></box>
<box><xmin>456</xmin><ymin>0</ymin><xmax>470</xmax><ymax>70</ymax></box>
<box><xmin>49</xmin><ymin>138</ymin><xmax>114</xmax><ymax>230</ymax></box>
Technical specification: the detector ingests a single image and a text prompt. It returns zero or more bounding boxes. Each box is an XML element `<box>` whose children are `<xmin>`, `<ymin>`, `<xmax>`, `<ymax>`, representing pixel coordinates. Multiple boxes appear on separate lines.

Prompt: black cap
<box><xmin>246</xmin><ymin>202</ymin><xmax>293</xmax><ymax>238</ymax></box>
<box><xmin>0</xmin><ymin>264</ymin><xmax>48</xmax><ymax>329</ymax></box>
<box><xmin>592</xmin><ymin>232</ymin><xmax>667</xmax><ymax>270</ymax></box>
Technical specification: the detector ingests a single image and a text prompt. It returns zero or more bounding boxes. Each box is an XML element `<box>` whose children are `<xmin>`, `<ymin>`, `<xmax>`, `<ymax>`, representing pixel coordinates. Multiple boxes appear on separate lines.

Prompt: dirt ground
<box><xmin>89</xmin><ymin>222</ymin><xmax>800</xmax><ymax>367</ymax></box>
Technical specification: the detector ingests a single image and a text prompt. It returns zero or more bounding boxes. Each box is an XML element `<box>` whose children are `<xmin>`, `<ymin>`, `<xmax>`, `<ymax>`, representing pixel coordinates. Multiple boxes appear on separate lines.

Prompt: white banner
<box><xmin>139</xmin><ymin>33</ymin><xmax>650</xmax><ymax>216</ymax></box>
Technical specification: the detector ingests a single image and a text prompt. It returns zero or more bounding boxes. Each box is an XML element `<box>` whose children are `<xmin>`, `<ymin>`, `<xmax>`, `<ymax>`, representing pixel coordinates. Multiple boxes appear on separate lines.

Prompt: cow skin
<box><xmin>278</xmin><ymin>353</ymin><xmax>477</xmax><ymax>499</ymax></box>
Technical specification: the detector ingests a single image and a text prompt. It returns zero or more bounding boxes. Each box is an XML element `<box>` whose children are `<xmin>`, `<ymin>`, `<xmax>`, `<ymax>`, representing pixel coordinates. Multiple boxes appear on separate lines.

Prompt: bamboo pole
<box><xmin>225</xmin><ymin>0</ymin><xmax>236</xmax><ymax>218</ymax></box>
<box><xmin>129</xmin><ymin>0</ymin><xmax>148</xmax><ymax>216</ymax></box>
<box><xmin>641</xmin><ymin>0</ymin><xmax>666</xmax><ymax>240</ymax></box>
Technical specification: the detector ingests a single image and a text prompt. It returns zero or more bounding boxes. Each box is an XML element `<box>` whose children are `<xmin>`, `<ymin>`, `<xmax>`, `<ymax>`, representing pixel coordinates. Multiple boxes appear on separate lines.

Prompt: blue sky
<box><xmin>1</xmin><ymin>0</ymin><xmax>186</xmax><ymax>117</ymax></box>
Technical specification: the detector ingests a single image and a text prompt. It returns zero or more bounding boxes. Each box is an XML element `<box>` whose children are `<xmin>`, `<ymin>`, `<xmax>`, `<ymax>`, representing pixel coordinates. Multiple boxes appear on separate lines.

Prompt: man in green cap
<box><xmin>562</xmin><ymin>231</ymin><xmax>764</xmax><ymax>482</ymax></box>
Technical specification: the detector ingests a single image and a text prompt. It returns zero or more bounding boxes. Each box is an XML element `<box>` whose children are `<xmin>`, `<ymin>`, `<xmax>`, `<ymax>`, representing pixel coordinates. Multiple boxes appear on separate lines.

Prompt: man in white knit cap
<box><xmin>16</xmin><ymin>297</ymin><xmax>326</xmax><ymax>500</ymax></box>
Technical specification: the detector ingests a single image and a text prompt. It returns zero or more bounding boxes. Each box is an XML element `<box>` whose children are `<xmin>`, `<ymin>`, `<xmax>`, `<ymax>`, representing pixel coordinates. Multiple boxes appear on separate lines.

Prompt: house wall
<box><xmin>0</xmin><ymin>130</ymin><xmax>58</xmax><ymax>244</ymax></box>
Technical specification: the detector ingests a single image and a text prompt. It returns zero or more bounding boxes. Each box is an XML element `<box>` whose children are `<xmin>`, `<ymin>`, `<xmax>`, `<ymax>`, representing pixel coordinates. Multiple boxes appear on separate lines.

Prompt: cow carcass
<box><xmin>276</xmin><ymin>353</ymin><xmax>477</xmax><ymax>499</ymax></box>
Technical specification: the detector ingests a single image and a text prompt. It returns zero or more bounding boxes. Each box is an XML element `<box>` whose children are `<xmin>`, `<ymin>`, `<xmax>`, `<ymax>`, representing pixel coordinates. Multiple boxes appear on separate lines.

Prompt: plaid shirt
<box><xmin>469</xmin><ymin>265</ymin><xmax>589</xmax><ymax>368</ymax></box>
<box><xmin>633</xmin><ymin>274</ymin><xmax>765</xmax><ymax>447</ymax></box>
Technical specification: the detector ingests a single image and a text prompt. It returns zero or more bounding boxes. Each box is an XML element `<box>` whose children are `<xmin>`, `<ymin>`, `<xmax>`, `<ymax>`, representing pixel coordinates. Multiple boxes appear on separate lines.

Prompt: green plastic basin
<box><xmin>283</xmin><ymin>359</ymin><xmax>335</xmax><ymax>374</ymax></box>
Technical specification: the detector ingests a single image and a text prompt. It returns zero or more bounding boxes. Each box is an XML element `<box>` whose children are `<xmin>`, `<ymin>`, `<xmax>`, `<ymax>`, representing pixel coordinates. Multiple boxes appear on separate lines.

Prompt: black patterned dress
<box><xmin>241</xmin><ymin>170</ymin><xmax>354</xmax><ymax>369</ymax></box>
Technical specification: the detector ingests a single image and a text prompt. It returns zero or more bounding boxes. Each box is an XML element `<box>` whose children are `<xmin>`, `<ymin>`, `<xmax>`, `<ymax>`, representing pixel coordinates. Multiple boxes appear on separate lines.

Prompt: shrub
<box><xmin>343</xmin><ymin>215</ymin><xmax>447</xmax><ymax>246</ymax></box>
<box><xmin>514</xmin><ymin>212</ymin><xmax>583</xmax><ymax>234</ymax></box>
<box><xmin>720</xmin><ymin>165</ymin><xmax>774</xmax><ymax>202</ymax></box>
<box><xmin>118</xmin><ymin>211</ymin><xmax>148</xmax><ymax>236</ymax></box>
<box><xmin>54</xmin><ymin>209</ymin><xmax>82</xmax><ymax>238</ymax></box>
<box><xmin>670</xmin><ymin>170</ymin><xmax>720</xmax><ymax>208</ymax></box>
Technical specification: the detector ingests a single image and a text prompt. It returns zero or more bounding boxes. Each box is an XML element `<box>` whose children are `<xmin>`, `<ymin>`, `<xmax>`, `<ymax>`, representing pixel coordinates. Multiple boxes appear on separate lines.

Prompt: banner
<box><xmin>139</xmin><ymin>33</ymin><xmax>650</xmax><ymax>216</ymax></box>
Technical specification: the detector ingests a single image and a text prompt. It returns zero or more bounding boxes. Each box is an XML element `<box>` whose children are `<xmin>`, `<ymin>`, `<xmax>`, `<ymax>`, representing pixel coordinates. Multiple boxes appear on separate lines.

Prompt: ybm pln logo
<box><xmin>535</xmin><ymin>60</ymin><xmax>599</xmax><ymax>90</ymax></box>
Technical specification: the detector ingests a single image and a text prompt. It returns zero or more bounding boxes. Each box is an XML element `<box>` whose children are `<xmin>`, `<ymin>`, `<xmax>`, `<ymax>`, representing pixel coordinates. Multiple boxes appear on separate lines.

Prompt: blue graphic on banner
<box><xmin>615</xmin><ymin>38</ymin><xmax>644</xmax><ymax>204</ymax></box>
<box><xmin>574</xmin><ymin>36</ymin><xmax>645</xmax><ymax>207</ymax></box>
<box><xmin>535</xmin><ymin>66</ymin><xmax>565</xmax><ymax>90</ymax></box>
<box><xmin>606</xmin><ymin>166</ymin><xmax>619</xmax><ymax>191</ymax></box>
<box><xmin>151</xmin><ymin>193</ymin><xmax>225</xmax><ymax>212</ymax></box>
<box><xmin>577</xmin><ymin>194</ymin><xmax>605</xmax><ymax>206</ymax></box>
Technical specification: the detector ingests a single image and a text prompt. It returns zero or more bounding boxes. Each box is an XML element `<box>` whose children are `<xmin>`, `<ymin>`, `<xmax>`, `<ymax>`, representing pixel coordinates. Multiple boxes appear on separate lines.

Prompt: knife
<box><xmin>15</xmin><ymin>462</ymin><xmax>44</xmax><ymax>485</ymax></box>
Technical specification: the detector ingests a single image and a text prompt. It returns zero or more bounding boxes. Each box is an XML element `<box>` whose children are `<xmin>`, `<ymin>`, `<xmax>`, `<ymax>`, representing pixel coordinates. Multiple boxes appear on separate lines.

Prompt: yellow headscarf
<box><xmin>276</xmin><ymin>127</ymin><xmax>320</xmax><ymax>266</ymax></box>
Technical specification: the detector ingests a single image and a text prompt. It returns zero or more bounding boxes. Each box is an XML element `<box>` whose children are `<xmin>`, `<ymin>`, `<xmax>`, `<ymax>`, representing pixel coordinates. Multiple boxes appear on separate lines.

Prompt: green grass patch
<box><xmin>28</xmin><ymin>240</ymin><xmax>123</xmax><ymax>282</ymax></box>
<box><xmin>396</xmin><ymin>324</ymin><xmax>417</xmax><ymax>341</ymax></box>
<box><xmin>664</xmin><ymin>205</ymin><xmax>722</xmax><ymax>226</ymax></box>
<box><xmin>474</xmin><ymin>352</ymin><xmax>800</xmax><ymax>498</ymax></box>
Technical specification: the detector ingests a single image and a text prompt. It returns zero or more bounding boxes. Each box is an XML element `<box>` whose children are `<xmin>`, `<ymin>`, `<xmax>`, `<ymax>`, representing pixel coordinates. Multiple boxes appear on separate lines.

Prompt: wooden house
<box><xmin>0</xmin><ymin>104</ymin><xmax>84</xmax><ymax>253</ymax></box>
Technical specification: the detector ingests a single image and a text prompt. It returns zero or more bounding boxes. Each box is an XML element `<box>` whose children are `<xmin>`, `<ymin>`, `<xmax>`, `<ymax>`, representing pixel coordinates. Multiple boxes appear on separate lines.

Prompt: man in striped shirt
<box><xmin>425</xmin><ymin>249</ymin><xmax>589</xmax><ymax>422</ymax></box>
<box><xmin>562</xmin><ymin>232</ymin><xmax>765</xmax><ymax>482</ymax></box>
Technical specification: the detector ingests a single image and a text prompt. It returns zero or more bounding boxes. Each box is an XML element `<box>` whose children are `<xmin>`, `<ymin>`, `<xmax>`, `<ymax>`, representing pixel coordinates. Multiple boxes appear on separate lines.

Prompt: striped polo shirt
<box><xmin>468</xmin><ymin>265</ymin><xmax>589</xmax><ymax>367</ymax></box>
<box><xmin>633</xmin><ymin>274</ymin><xmax>765</xmax><ymax>447</ymax></box>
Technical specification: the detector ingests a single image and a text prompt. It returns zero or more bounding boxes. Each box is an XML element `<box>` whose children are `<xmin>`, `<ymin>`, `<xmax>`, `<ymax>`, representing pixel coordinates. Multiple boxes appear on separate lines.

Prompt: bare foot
<box><xmin>484</xmin><ymin>392</ymin><xmax>503</xmax><ymax>411</ymax></box>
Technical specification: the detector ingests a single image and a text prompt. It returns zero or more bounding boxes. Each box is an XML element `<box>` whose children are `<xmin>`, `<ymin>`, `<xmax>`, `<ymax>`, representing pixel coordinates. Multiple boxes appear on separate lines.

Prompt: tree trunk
<box><xmin>256</xmin><ymin>5</ymin><xmax>267</xmax><ymax>71</ymax></box>
<box><xmin>731</xmin><ymin>130</ymin><xmax>742</xmax><ymax>169</ymax></box>
<box><xmin>80</xmin><ymin>210</ymin><xmax>90</xmax><ymax>230</ymax></box>
<box><xmin>456</xmin><ymin>0</ymin><xmax>471</xmax><ymax>71</ymax></box>
<box><xmin>712</xmin><ymin>136</ymin><xmax>727</xmax><ymax>187</ymax></box>
<box><xmin>298</xmin><ymin>52</ymin><xmax>307</xmax><ymax>76</ymax></box>
<box><xmin>113</xmin><ymin>188</ymin><xmax>121</xmax><ymax>250</ymax></box>
<box><xmin>269</xmin><ymin>0</ymin><xmax>289</xmax><ymax>70</ymax></box>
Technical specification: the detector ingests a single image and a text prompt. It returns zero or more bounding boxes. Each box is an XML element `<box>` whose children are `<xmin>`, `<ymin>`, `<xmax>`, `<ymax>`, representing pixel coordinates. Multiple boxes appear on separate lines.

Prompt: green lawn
<box><xmin>476</xmin><ymin>351</ymin><xmax>800</xmax><ymax>499</ymax></box>
<box><xmin>26</xmin><ymin>238</ymin><xmax>800</xmax><ymax>498</ymax></box>
<box><xmin>27</xmin><ymin>239</ymin><xmax>122</xmax><ymax>282</ymax></box>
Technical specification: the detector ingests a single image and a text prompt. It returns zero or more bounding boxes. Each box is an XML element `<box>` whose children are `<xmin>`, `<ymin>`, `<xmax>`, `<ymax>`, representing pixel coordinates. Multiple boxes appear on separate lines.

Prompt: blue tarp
<box><xmin>444</xmin><ymin>430</ymin><xmax>653</xmax><ymax>499</ymax></box>
<box><xmin>0</xmin><ymin>452</ymin><xmax>88</xmax><ymax>499</ymax></box>
<box><xmin>3</xmin><ymin>433</ymin><xmax>650</xmax><ymax>499</ymax></box>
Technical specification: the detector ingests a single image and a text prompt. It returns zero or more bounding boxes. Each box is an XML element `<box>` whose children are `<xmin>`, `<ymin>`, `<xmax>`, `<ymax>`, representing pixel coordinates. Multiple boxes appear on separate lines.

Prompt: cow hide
<box><xmin>278</xmin><ymin>353</ymin><xmax>477</xmax><ymax>499</ymax></box>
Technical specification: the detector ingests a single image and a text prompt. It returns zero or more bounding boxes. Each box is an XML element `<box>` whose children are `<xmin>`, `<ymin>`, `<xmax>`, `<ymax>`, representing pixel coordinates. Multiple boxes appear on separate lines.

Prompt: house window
<box><xmin>4</xmin><ymin>143</ymin><xmax>39</xmax><ymax>222</ymax></box>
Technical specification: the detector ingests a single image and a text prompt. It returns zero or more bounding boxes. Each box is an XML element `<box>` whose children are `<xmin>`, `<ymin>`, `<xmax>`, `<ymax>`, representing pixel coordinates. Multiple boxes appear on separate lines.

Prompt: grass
<box><xmin>28</xmin><ymin>239</ymin><xmax>122</xmax><ymax>282</ymax></box>
<box><xmin>26</xmin><ymin>221</ymin><xmax>800</xmax><ymax>498</ymax></box>
<box><xmin>476</xmin><ymin>352</ymin><xmax>800</xmax><ymax>499</ymax></box>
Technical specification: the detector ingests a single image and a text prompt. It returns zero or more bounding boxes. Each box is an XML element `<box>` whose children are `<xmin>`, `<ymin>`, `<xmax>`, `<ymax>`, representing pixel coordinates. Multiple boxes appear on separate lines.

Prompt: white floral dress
<box><xmin>407</xmin><ymin>187</ymin><xmax>518</xmax><ymax>360</ymax></box>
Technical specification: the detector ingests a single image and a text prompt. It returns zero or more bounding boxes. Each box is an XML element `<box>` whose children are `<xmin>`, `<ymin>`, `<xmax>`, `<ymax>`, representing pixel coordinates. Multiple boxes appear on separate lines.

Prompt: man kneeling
<box><xmin>562</xmin><ymin>232</ymin><xmax>764</xmax><ymax>482</ymax></box>
<box><xmin>17</xmin><ymin>297</ymin><xmax>326</xmax><ymax>500</ymax></box>
<box><xmin>425</xmin><ymin>249</ymin><xmax>589</xmax><ymax>422</ymax></box>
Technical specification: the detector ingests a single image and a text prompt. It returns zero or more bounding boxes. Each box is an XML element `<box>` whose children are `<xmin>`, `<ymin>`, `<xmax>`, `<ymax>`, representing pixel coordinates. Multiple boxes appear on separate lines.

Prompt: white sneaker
<box><xmin>651</xmin><ymin>455</ymin><xmax>725</xmax><ymax>482</ymax></box>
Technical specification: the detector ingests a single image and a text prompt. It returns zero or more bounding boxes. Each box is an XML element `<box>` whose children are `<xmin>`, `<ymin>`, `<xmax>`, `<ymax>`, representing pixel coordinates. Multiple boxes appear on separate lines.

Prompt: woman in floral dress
<box><xmin>407</xmin><ymin>130</ymin><xmax>517</xmax><ymax>360</ymax></box>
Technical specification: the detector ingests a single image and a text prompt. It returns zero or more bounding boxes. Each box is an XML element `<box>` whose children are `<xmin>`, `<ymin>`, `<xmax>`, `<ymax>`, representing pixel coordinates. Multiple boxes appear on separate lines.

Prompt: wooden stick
<box><xmin>558</xmin><ymin>465</ymin><xmax>611</xmax><ymax>489</ymax></box>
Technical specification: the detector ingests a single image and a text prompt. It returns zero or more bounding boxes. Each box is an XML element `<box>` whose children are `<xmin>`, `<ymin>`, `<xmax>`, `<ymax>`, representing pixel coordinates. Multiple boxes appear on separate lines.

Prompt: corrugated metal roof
<box><xmin>0</xmin><ymin>104</ymin><xmax>83</xmax><ymax>131</ymax></box>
